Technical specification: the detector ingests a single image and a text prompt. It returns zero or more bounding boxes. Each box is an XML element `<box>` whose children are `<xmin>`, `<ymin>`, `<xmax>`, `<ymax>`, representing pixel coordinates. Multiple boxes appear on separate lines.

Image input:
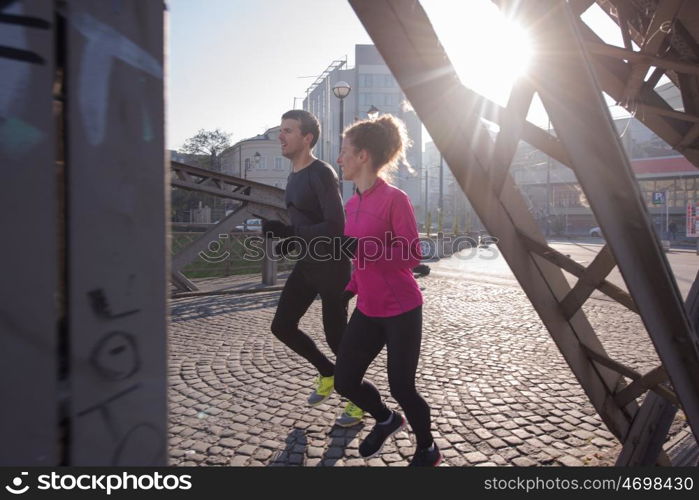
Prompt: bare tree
<box><xmin>173</xmin><ymin>129</ymin><xmax>233</xmax><ymax>220</ymax></box>
<box><xmin>179</xmin><ymin>128</ymin><xmax>232</xmax><ymax>171</ymax></box>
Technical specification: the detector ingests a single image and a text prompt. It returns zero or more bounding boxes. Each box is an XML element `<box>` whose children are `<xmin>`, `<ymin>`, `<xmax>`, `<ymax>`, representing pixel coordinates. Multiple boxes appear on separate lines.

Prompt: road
<box><xmin>167</xmin><ymin>240</ymin><xmax>698</xmax><ymax>466</ymax></box>
<box><xmin>429</xmin><ymin>238</ymin><xmax>699</xmax><ymax>300</ymax></box>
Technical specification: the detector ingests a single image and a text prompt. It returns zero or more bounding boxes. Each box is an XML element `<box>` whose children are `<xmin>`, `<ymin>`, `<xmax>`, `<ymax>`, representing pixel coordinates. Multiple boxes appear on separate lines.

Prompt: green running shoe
<box><xmin>335</xmin><ymin>401</ymin><xmax>364</xmax><ymax>427</ymax></box>
<box><xmin>307</xmin><ymin>375</ymin><xmax>334</xmax><ymax>406</ymax></box>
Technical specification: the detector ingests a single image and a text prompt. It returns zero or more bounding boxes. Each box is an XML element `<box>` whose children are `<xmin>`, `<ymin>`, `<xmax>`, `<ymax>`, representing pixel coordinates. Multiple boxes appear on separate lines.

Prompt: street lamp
<box><xmin>424</xmin><ymin>163</ymin><xmax>429</xmax><ymax>224</ymax></box>
<box><xmin>333</xmin><ymin>80</ymin><xmax>351</xmax><ymax>195</ymax></box>
<box><xmin>367</xmin><ymin>104</ymin><xmax>380</xmax><ymax>120</ymax></box>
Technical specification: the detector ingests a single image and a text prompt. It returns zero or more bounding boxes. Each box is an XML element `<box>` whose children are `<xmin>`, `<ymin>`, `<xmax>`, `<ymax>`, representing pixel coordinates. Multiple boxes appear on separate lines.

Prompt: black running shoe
<box><xmin>359</xmin><ymin>411</ymin><xmax>406</xmax><ymax>458</ymax></box>
<box><xmin>409</xmin><ymin>443</ymin><xmax>442</xmax><ymax>467</ymax></box>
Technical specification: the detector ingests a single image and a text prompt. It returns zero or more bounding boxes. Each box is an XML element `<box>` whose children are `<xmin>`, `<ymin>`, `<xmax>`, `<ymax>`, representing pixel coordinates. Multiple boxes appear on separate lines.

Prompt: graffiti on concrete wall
<box><xmin>78</xmin><ymin>287</ymin><xmax>165</xmax><ymax>465</ymax></box>
<box><xmin>0</xmin><ymin>0</ymin><xmax>49</xmax><ymax>158</ymax></box>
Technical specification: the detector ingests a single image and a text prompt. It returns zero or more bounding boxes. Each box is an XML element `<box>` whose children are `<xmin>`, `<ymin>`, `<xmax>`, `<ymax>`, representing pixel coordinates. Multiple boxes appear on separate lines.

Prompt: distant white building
<box><xmin>219</xmin><ymin>126</ymin><xmax>291</xmax><ymax>189</ymax></box>
<box><xmin>303</xmin><ymin>45</ymin><xmax>422</xmax><ymax>204</ymax></box>
<box><xmin>511</xmin><ymin>82</ymin><xmax>698</xmax><ymax>236</ymax></box>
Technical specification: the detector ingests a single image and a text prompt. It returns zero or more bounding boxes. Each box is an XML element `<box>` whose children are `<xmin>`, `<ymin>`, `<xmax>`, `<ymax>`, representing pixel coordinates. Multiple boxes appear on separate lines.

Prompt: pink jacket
<box><xmin>344</xmin><ymin>177</ymin><xmax>423</xmax><ymax>317</ymax></box>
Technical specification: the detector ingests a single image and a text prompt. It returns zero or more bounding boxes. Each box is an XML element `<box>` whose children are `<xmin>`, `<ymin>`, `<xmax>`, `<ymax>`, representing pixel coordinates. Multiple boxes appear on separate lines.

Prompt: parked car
<box><xmin>234</xmin><ymin>218</ymin><xmax>262</xmax><ymax>232</ymax></box>
<box><xmin>589</xmin><ymin>226</ymin><xmax>602</xmax><ymax>238</ymax></box>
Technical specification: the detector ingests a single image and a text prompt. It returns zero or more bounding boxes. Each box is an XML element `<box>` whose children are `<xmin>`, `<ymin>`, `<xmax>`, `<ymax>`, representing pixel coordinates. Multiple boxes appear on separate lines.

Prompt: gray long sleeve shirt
<box><xmin>285</xmin><ymin>159</ymin><xmax>344</xmax><ymax>261</ymax></box>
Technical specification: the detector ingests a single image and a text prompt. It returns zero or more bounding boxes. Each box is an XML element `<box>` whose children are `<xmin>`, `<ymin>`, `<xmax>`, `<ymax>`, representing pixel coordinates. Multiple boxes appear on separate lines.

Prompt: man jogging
<box><xmin>263</xmin><ymin>109</ymin><xmax>363</xmax><ymax>427</ymax></box>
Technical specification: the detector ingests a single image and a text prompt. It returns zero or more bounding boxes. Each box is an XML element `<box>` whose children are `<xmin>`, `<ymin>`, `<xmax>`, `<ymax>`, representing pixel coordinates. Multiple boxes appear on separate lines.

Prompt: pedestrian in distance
<box><xmin>669</xmin><ymin>221</ymin><xmax>678</xmax><ymax>241</ymax></box>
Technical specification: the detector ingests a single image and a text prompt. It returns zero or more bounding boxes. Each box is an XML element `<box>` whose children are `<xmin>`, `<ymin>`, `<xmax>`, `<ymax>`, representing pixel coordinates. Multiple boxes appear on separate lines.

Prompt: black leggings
<box><xmin>271</xmin><ymin>259</ymin><xmax>351</xmax><ymax>377</ymax></box>
<box><xmin>334</xmin><ymin>306</ymin><xmax>433</xmax><ymax>449</ymax></box>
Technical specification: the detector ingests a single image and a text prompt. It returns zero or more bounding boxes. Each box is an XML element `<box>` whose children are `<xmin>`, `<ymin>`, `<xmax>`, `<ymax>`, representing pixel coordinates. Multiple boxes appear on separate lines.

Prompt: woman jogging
<box><xmin>334</xmin><ymin>114</ymin><xmax>441</xmax><ymax>467</ymax></box>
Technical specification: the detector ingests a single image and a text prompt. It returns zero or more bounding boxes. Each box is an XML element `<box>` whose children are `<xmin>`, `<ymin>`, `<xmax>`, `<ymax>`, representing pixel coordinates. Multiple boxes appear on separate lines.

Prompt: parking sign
<box><xmin>652</xmin><ymin>191</ymin><xmax>666</xmax><ymax>205</ymax></box>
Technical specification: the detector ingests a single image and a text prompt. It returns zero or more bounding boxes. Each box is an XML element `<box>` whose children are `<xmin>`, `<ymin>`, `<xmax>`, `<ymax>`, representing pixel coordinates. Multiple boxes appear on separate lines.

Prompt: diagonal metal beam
<box><xmin>615</xmin><ymin>392</ymin><xmax>677</xmax><ymax>466</ymax></box>
<box><xmin>614</xmin><ymin>366</ymin><xmax>672</xmax><ymax>408</ymax></box>
<box><xmin>678</xmin><ymin>72</ymin><xmax>699</xmax><ymax>118</ymax></box>
<box><xmin>530</xmin><ymin>0</ymin><xmax>699</xmax><ymax>444</ymax></box>
<box><xmin>685</xmin><ymin>269</ymin><xmax>699</xmax><ymax>334</ymax></box>
<box><xmin>508</xmin><ymin>15</ymin><xmax>699</xmax><ymax>466</ymax></box>
<box><xmin>585</xmin><ymin>41</ymin><xmax>699</xmax><ymax>77</ymax></box>
<box><xmin>171</xmin><ymin>203</ymin><xmax>285</xmax><ymax>272</ymax></box>
<box><xmin>171</xmin><ymin>161</ymin><xmax>286</xmax><ymax>209</ymax></box>
<box><xmin>580</xmin><ymin>344</ymin><xmax>678</xmax><ymax>404</ymax></box>
<box><xmin>445</xmin><ymin>86</ymin><xmax>572</xmax><ymax>167</ymax></box>
<box><xmin>643</xmin><ymin>66</ymin><xmax>667</xmax><ymax>92</ymax></box>
<box><xmin>620</xmin><ymin>0</ymin><xmax>685</xmax><ymax>103</ymax></box>
<box><xmin>175</xmin><ymin>168</ymin><xmax>193</xmax><ymax>183</ymax></box>
<box><xmin>349</xmin><ymin>0</ymin><xmax>639</xmax><ymax>442</ymax></box>
<box><xmin>171</xmin><ymin>270</ymin><xmax>198</xmax><ymax>292</ymax></box>
<box><xmin>169</xmin><ymin>161</ymin><xmax>287</xmax><ymax>289</ymax></box>
<box><xmin>491</xmin><ymin>81</ymin><xmax>536</xmax><ymax>197</ymax></box>
<box><xmin>677</xmin><ymin>123</ymin><xmax>699</xmax><ymax>150</ymax></box>
<box><xmin>518</xmin><ymin>232</ymin><xmax>637</xmax><ymax>312</ymax></box>
<box><xmin>578</xmin><ymin>2</ymin><xmax>699</xmax><ymax>163</ymax></box>
<box><xmin>575</xmin><ymin>18</ymin><xmax>699</xmax><ymax>168</ymax></box>
<box><xmin>559</xmin><ymin>244</ymin><xmax>617</xmax><ymax>320</ymax></box>
<box><xmin>614</xmin><ymin>270</ymin><xmax>699</xmax><ymax>464</ymax></box>
<box><xmin>350</xmin><ymin>0</ymin><xmax>699</xmax><ymax>454</ymax></box>
<box><xmin>596</xmin><ymin>0</ymin><xmax>699</xmax><ymax>100</ymax></box>
<box><xmin>634</xmin><ymin>101</ymin><xmax>699</xmax><ymax>124</ymax></box>
<box><xmin>619</xmin><ymin>14</ymin><xmax>633</xmax><ymax>52</ymax></box>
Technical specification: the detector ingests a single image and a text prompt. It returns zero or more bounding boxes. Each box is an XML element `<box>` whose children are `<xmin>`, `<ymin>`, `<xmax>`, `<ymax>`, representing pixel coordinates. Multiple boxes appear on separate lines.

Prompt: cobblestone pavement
<box><xmin>168</xmin><ymin>274</ymin><xmax>688</xmax><ymax>467</ymax></box>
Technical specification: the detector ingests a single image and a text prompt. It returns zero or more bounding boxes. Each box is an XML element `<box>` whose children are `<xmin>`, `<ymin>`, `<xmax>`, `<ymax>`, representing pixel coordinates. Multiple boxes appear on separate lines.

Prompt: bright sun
<box><xmin>423</xmin><ymin>0</ymin><xmax>533</xmax><ymax>107</ymax></box>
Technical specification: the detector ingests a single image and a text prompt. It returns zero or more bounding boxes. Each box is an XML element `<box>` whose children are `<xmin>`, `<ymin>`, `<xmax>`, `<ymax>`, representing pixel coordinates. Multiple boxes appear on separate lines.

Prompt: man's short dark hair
<box><xmin>282</xmin><ymin>110</ymin><xmax>321</xmax><ymax>148</ymax></box>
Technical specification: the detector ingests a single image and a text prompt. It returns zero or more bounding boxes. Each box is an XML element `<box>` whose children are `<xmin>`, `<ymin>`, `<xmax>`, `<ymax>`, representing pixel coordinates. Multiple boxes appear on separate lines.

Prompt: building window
<box><xmin>360</xmin><ymin>74</ymin><xmax>398</xmax><ymax>88</ymax></box>
<box><xmin>258</xmin><ymin>157</ymin><xmax>267</xmax><ymax>169</ymax></box>
<box><xmin>674</xmin><ymin>189</ymin><xmax>686</xmax><ymax>208</ymax></box>
<box><xmin>359</xmin><ymin>91</ymin><xmax>401</xmax><ymax>107</ymax></box>
<box><xmin>275</xmin><ymin>157</ymin><xmax>284</xmax><ymax>169</ymax></box>
<box><xmin>553</xmin><ymin>185</ymin><xmax>583</xmax><ymax>208</ymax></box>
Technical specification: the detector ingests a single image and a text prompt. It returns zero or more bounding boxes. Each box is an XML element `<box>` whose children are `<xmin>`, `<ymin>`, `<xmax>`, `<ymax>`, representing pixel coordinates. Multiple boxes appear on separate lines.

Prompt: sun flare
<box><xmin>423</xmin><ymin>0</ymin><xmax>533</xmax><ymax>106</ymax></box>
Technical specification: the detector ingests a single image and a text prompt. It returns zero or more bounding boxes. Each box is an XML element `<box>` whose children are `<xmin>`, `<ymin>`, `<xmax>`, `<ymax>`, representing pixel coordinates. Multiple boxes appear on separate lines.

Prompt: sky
<box><xmin>166</xmin><ymin>0</ymin><xmax>371</xmax><ymax>150</ymax></box>
<box><xmin>166</xmin><ymin>0</ymin><xmax>635</xmax><ymax>151</ymax></box>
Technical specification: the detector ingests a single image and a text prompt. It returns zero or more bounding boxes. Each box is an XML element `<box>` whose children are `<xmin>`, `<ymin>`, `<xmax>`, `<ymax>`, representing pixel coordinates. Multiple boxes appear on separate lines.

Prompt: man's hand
<box><xmin>274</xmin><ymin>238</ymin><xmax>302</xmax><ymax>258</ymax></box>
<box><xmin>340</xmin><ymin>235</ymin><xmax>358</xmax><ymax>259</ymax></box>
<box><xmin>262</xmin><ymin>220</ymin><xmax>294</xmax><ymax>239</ymax></box>
<box><xmin>341</xmin><ymin>289</ymin><xmax>356</xmax><ymax>316</ymax></box>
